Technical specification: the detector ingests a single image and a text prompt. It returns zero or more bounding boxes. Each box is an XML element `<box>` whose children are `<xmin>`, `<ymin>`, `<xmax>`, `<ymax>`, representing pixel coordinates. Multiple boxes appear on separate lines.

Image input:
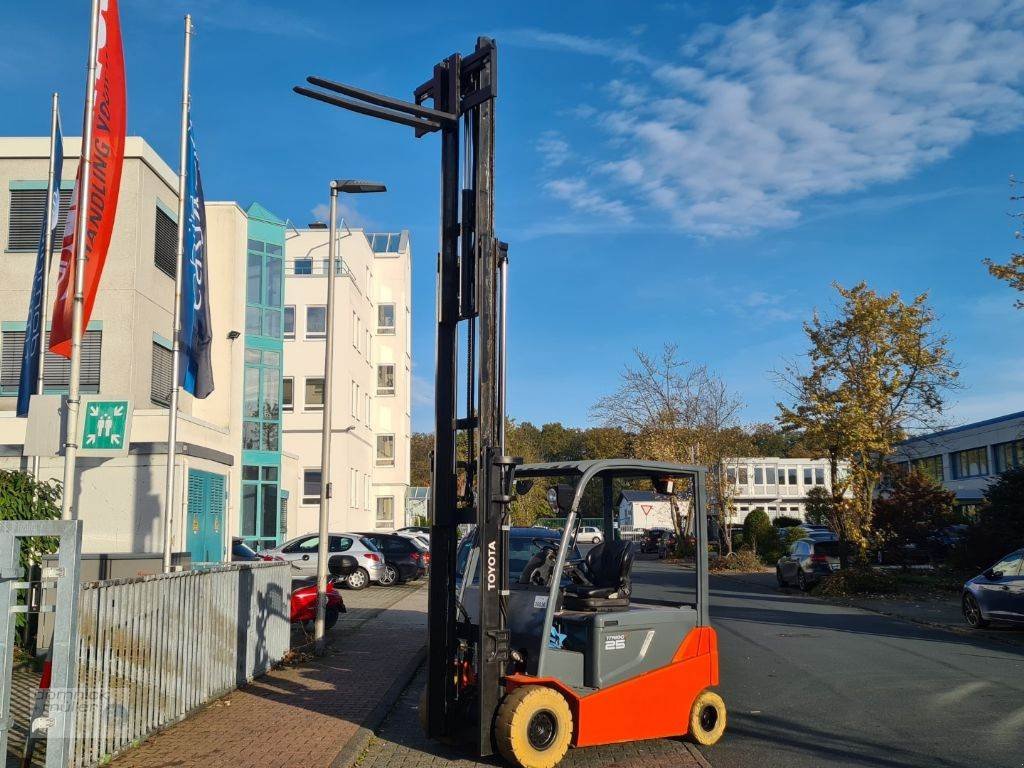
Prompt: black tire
<box><xmin>301</xmin><ymin>607</ymin><xmax>339</xmax><ymax>633</ymax></box>
<box><xmin>962</xmin><ymin>593</ymin><xmax>989</xmax><ymax>628</ymax></box>
<box><xmin>797</xmin><ymin>569</ymin><xmax>808</xmax><ymax>592</ymax></box>
<box><xmin>776</xmin><ymin>567</ymin><xmax>786</xmax><ymax>588</ymax></box>
<box><xmin>346</xmin><ymin>567</ymin><xmax>370</xmax><ymax>590</ymax></box>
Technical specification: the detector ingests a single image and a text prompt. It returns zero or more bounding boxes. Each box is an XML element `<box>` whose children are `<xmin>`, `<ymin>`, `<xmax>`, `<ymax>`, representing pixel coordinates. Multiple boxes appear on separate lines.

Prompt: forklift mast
<box><xmin>295</xmin><ymin>38</ymin><xmax>511</xmax><ymax>755</ymax></box>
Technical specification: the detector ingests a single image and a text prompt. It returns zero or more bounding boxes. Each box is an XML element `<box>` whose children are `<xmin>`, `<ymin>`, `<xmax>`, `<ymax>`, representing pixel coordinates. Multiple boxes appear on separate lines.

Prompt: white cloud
<box><xmin>310</xmin><ymin>200</ymin><xmax>371</xmax><ymax>229</ymax></box>
<box><xmin>509</xmin><ymin>1</ymin><xmax>1024</xmax><ymax>237</ymax></box>
<box><xmin>543</xmin><ymin>178</ymin><xmax>633</xmax><ymax>224</ymax></box>
<box><xmin>536</xmin><ymin>131</ymin><xmax>570</xmax><ymax>168</ymax></box>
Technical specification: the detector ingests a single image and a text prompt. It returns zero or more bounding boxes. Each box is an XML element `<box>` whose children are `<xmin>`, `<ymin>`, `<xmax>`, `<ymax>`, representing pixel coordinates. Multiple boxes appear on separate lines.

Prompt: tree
<box><xmin>409</xmin><ymin>433</ymin><xmax>433</xmax><ymax>487</ymax></box>
<box><xmin>984</xmin><ymin>176</ymin><xmax>1024</xmax><ymax>309</ymax></box>
<box><xmin>742</xmin><ymin>509</ymin><xmax>772</xmax><ymax>554</ymax></box>
<box><xmin>964</xmin><ymin>466</ymin><xmax>1024</xmax><ymax>568</ymax></box>
<box><xmin>803</xmin><ymin>486</ymin><xmax>834</xmax><ymax>526</ymax></box>
<box><xmin>872</xmin><ymin>469</ymin><xmax>957</xmax><ymax>568</ymax></box>
<box><xmin>591</xmin><ymin>344</ymin><xmax>745</xmax><ymax>552</ymax></box>
<box><xmin>778</xmin><ymin>283</ymin><xmax>958</xmax><ymax>558</ymax></box>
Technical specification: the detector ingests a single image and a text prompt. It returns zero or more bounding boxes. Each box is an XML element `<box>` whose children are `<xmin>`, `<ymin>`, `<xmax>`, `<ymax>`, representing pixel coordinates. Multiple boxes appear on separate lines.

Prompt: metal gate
<box><xmin>0</xmin><ymin>520</ymin><xmax>82</xmax><ymax>768</ymax></box>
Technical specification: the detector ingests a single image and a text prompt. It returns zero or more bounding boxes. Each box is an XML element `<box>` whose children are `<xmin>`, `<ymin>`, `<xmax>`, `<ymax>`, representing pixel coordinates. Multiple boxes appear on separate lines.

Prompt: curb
<box><xmin>330</xmin><ymin>643</ymin><xmax>428</xmax><ymax>768</ymax></box>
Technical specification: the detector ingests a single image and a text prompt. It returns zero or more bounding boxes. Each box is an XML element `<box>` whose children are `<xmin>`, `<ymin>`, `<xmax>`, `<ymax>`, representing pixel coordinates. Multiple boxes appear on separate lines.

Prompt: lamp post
<box><xmin>315</xmin><ymin>178</ymin><xmax>386</xmax><ymax>654</ymax></box>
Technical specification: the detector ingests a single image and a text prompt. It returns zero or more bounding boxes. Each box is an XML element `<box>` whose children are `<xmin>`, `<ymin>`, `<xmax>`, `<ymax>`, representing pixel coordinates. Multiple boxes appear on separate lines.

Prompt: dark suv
<box><xmin>776</xmin><ymin>538</ymin><xmax>843</xmax><ymax>590</ymax></box>
<box><xmin>640</xmin><ymin>528</ymin><xmax>677</xmax><ymax>556</ymax></box>
<box><xmin>358</xmin><ymin>533</ymin><xmax>428</xmax><ymax>585</ymax></box>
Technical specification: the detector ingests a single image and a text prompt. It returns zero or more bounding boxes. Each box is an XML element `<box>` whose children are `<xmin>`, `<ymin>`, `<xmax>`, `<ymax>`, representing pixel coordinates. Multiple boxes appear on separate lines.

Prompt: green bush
<box><xmin>772</xmin><ymin>515</ymin><xmax>803</xmax><ymax>528</ymax></box>
<box><xmin>812</xmin><ymin>567</ymin><xmax>898</xmax><ymax>597</ymax></box>
<box><xmin>743</xmin><ymin>509</ymin><xmax>772</xmax><ymax>552</ymax></box>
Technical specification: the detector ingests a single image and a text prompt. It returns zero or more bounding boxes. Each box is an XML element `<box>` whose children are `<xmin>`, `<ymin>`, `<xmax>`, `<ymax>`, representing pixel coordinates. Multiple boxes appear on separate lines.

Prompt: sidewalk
<box><xmin>110</xmin><ymin>583</ymin><xmax>427</xmax><ymax>768</ymax></box>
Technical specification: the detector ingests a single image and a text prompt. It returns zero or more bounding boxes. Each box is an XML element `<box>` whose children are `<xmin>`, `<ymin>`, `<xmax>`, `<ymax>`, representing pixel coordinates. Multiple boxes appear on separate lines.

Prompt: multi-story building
<box><xmin>723</xmin><ymin>457</ymin><xmax>849</xmax><ymax>522</ymax></box>
<box><xmin>281</xmin><ymin>226</ymin><xmax>411</xmax><ymax>535</ymax></box>
<box><xmin>0</xmin><ymin>135</ymin><xmax>294</xmax><ymax>560</ymax></box>
<box><xmin>888</xmin><ymin>411</ymin><xmax>1024</xmax><ymax>515</ymax></box>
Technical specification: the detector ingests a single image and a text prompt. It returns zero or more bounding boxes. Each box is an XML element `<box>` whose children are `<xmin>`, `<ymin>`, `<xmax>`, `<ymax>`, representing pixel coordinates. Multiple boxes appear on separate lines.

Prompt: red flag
<box><xmin>50</xmin><ymin>0</ymin><xmax>126</xmax><ymax>358</ymax></box>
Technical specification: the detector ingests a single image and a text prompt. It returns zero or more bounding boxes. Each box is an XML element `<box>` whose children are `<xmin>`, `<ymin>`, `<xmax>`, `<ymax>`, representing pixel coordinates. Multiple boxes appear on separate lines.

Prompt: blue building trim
<box><xmin>898</xmin><ymin>411</ymin><xmax>1024</xmax><ymax>446</ymax></box>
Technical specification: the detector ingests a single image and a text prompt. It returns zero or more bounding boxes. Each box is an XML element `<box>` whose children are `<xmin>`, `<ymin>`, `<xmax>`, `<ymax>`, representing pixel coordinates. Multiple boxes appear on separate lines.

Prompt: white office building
<box><xmin>723</xmin><ymin>457</ymin><xmax>849</xmax><ymax>522</ymax></box>
<box><xmin>889</xmin><ymin>411</ymin><xmax>1024</xmax><ymax>514</ymax></box>
<box><xmin>282</xmin><ymin>226</ymin><xmax>412</xmax><ymax>535</ymax></box>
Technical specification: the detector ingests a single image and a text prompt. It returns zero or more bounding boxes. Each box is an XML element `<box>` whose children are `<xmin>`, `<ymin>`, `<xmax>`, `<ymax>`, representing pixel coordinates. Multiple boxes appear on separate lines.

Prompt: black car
<box><xmin>358</xmin><ymin>533</ymin><xmax>428</xmax><ymax>585</ymax></box>
<box><xmin>777</xmin><ymin>538</ymin><xmax>843</xmax><ymax>590</ymax></box>
<box><xmin>640</xmin><ymin>528</ymin><xmax>677</xmax><ymax>556</ymax></box>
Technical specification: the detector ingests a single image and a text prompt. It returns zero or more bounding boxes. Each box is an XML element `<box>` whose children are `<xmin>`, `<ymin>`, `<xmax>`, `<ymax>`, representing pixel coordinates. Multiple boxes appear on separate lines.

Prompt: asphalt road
<box><xmin>629</xmin><ymin>558</ymin><xmax>1024</xmax><ymax>768</ymax></box>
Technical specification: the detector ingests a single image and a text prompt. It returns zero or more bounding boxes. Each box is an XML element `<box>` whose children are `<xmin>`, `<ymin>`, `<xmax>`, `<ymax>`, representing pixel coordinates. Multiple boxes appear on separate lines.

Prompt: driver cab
<box><xmin>493</xmin><ymin>461</ymin><xmax>706</xmax><ymax>693</ymax></box>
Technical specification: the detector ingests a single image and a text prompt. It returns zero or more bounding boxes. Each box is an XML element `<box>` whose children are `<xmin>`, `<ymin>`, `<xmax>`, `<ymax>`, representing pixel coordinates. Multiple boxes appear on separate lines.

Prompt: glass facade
<box><xmin>911</xmin><ymin>454</ymin><xmax>944</xmax><ymax>482</ymax></box>
<box><xmin>994</xmin><ymin>440</ymin><xmax>1024</xmax><ymax>473</ymax></box>
<box><xmin>952</xmin><ymin>447</ymin><xmax>989</xmax><ymax>479</ymax></box>
<box><xmin>240</xmin><ymin>204</ymin><xmax>286</xmax><ymax>550</ymax></box>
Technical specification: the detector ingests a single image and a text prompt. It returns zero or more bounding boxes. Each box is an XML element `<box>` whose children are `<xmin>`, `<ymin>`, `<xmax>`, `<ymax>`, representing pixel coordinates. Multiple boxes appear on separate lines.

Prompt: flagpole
<box><xmin>162</xmin><ymin>13</ymin><xmax>193</xmax><ymax>573</ymax></box>
<box><xmin>60</xmin><ymin>0</ymin><xmax>101</xmax><ymax>521</ymax></box>
<box><xmin>32</xmin><ymin>93</ymin><xmax>60</xmax><ymax>481</ymax></box>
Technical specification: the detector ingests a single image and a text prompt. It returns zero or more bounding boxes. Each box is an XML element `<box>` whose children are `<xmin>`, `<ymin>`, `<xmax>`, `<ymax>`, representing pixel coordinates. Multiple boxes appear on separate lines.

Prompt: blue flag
<box><xmin>179</xmin><ymin>119</ymin><xmax>214</xmax><ymax>398</ymax></box>
<box><xmin>17</xmin><ymin>117</ymin><xmax>64</xmax><ymax>417</ymax></box>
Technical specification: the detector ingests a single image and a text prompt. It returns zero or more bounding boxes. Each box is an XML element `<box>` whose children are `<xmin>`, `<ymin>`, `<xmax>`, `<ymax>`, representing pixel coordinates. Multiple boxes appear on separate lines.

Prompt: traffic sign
<box><xmin>79</xmin><ymin>398</ymin><xmax>132</xmax><ymax>457</ymax></box>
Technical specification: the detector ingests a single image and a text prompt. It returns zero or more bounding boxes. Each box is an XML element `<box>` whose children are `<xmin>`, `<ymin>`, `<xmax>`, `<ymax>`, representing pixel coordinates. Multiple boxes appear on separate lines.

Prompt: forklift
<box><xmin>296</xmin><ymin>37</ymin><xmax>726</xmax><ymax>768</ymax></box>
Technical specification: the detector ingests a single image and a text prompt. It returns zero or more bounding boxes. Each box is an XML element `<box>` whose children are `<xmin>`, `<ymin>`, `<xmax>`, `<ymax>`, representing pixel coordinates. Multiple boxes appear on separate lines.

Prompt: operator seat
<box><xmin>562</xmin><ymin>539</ymin><xmax>634</xmax><ymax>611</ymax></box>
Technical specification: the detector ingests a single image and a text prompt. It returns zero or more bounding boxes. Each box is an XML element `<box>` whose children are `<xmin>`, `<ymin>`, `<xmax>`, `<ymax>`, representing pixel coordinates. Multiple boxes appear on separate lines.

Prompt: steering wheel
<box><xmin>532</xmin><ymin>537</ymin><xmax>559</xmax><ymax>555</ymax></box>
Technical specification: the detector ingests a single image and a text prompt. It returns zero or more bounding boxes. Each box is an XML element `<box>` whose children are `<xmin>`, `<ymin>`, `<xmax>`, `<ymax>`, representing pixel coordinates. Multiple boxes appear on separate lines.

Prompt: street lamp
<box><xmin>315</xmin><ymin>178</ymin><xmax>387</xmax><ymax>654</ymax></box>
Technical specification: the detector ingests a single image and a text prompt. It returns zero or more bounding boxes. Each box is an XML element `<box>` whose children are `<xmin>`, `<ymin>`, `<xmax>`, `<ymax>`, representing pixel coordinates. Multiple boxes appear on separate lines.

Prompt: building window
<box><xmin>766</xmin><ymin>467</ymin><xmax>776</xmax><ymax>484</ymax></box>
<box><xmin>304</xmin><ymin>377</ymin><xmax>324</xmax><ymax>411</ymax></box>
<box><xmin>350</xmin><ymin>467</ymin><xmax>357</xmax><ymax>507</ymax></box>
<box><xmin>154</xmin><ymin>206</ymin><xmax>178</xmax><ymax>278</ymax></box>
<box><xmin>364</xmin><ymin>475</ymin><xmax>371</xmax><ymax>511</ymax></box>
<box><xmin>241</xmin><ymin>463</ymin><xmax>281</xmax><ymax>550</ymax></box>
<box><xmin>151</xmin><ymin>341</ymin><xmax>173</xmax><ymax>406</ymax></box>
<box><xmin>283</xmin><ymin>306</ymin><xmax>295</xmax><ymax>340</ymax></box>
<box><xmin>815</xmin><ymin>467</ymin><xmax>825</xmax><ymax>485</ymax></box>
<box><xmin>365</xmin><ymin>329</ymin><xmax>371</xmax><ymax>359</ymax></box>
<box><xmin>302</xmin><ymin>469</ymin><xmax>321</xmax><ymax>505</ymax></box>
<box><xmin>754</xmin><ymin>467</ymin><xmax>764</xmax><ymax>484</ymax></box>
<box><xmin>350</xmin><ymin>380</ymin><xmax>358</xmax><ymax>418</ymax></box>
<box><xmin>6</xmin><ymin>187</ymin><xmax>73</xmax><ymax>252</ymax></box>
<box><xmin>242</xmin><ymin>348</ymin><xmax>281</xmax><ymax>452</ymax></box>
<box><xmin>788</xmin><ymin>468</ymin><xmax>797</xmax><ymax>485</ymax></box>
<box><xmin>911</xmin><ymin>454</ymin><xmax>944</xmax><ymax>482</ymax></box>
<box><xmin>293</xmin><ymin>258</ymin><xmax>312</xmax><ymax>275</ymax></box>
<box><xmin>803</xmin><ymin>467</ymin><xmax>812</xmax><ymax>485</ymax></box>
<box><xmin>282</xmin><ymin>377</ymin><xmax>293</xmax><ymax>411</ymax></box>
<box><xmin>952</xmin><ymin>447</ymin><xmax>989</xmax><ymax>479</ymax></box>
<box><xmin>306</xmin><ymin>306</ymin><xmax>326</xmax><ymax>339</ymax></box>
<box><xmin>377</xmin><ymin>364</ymin><xmax>395</xmax><ymax>395</ymax></box>
<box><xmin>737</xmin><ymin>467</ymin><xmax>748</xmax><ymax>485</ymax></box>
<box><xmin>364</xmin><ymin>392</ymin><xmax>371</xmax><ymax>426</ymax></box>
<box><xmin>376</xmin><ymin>434</ymin><xmax>395</xmax><ymax>467</ymax></box>
<box><xmin>726</xmin><ymin>467</ymin><xmax>736</xmax><ymax>485</ymax></box>
<box><xmin>995</xmin><ymin>440</ymin><xmax>1024</xmax><ymax>473</ymax></box>
<box><xmin>376</xmin><ymin>497</ymin><xmax>395</xmax><ymax>528</ymax></box>
<box><xmin>1</xmin><ymin>329</ymin><xmax>101</xmax><ymax>395</ymax></box>
<box><xmin>352</xmin><ymin>312</ymin><xmax>361</xmax><ymax>349</ymax></box>
<box><xmin>377</xmin><ymin>303</ymin><xmax>396</xmax><ymax>335</ymax></box>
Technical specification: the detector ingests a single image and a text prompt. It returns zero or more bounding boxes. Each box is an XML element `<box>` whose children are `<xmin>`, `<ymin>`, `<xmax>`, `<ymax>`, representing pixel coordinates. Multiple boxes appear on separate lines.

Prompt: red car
<box><xmin>289</xmin><ymin>553</ymin><xmax>360</xmax><ymax>631</ymax></box>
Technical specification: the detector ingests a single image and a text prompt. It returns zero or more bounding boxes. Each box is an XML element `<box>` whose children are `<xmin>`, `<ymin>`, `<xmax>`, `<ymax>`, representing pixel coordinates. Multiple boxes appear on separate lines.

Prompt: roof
<box><xmin>898</xmin><ymin>410</ymin><xmax>1024</xmax><ymax>445</ymax></box>
<box><xmin>619</xmin><ymin>490</ymin><xmax>671</xmax><ymax>503</ymax></box>
<box><xmin>516</xmin><ymin>459</ymin><xmax>704</xmax><ymax>479</ymax></box>
<box><xmin>246</xmin><ymin>202</ymin><xmax>285</xmax><ymax>225</ymax></box>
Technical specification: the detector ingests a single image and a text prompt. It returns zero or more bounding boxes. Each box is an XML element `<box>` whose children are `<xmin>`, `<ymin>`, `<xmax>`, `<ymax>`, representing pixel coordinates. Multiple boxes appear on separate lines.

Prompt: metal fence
<box><xmin>69</xmin><ymin>562</ymin><xmax>289</xmax><ymax>768</ymax></box>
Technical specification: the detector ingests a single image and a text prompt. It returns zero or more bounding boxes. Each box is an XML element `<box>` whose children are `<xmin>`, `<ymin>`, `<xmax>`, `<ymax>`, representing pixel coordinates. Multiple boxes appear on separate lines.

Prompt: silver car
<box><xmin>261</xmin><ymin>532</ymin><xmax>385</xmax><ymax>589</ymax></box>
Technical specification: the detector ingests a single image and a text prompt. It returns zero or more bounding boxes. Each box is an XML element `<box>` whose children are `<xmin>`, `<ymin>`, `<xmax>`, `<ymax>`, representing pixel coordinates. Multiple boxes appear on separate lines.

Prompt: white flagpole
<box><xmin>61</xmin><ymin>1</ymin><xmax>101</xmax><ymax>521</ymax></box>
<box><xmin>162</xmin><ymin>13</ymin><xmax>193</xmax><ymax>572</ymax></box>
<box><xmin>32</xmin><ymin>92</ymin><xmax>60</xmax><ymax>481</ymax></box>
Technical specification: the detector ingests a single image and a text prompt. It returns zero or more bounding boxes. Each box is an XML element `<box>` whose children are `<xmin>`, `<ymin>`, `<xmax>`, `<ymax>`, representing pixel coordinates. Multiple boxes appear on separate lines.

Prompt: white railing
<box><xmin>71</xmin><ymin>562</ymin><xmax>290</xmax><ymax>768</ymax></box>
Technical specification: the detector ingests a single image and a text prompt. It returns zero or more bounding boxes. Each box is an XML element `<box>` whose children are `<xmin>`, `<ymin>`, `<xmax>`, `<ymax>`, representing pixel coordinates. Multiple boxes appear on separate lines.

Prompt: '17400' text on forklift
<box><xmin>295</xmin><ymin>37</ymin><xmax>726</xmax><ymax>768</ymax></box>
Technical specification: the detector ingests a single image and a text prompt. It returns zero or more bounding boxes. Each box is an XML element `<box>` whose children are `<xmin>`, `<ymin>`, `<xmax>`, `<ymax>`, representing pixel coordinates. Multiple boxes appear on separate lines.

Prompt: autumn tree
<box><xmin>873</xmin><ymin>468</ymin><xmax>957</xmax><ymax>568</ymax></box>
<box><xmin>591</xmin><ymin>344</ymin><xmax>745</xmax><ymax>552</ymax></box>
<box><xmin>984</xmin><ymin>176</ymin><xmax>1024</xmax><ymax>308</ymax></box>
<box><xmin>778</xmin><ymin>283</ymin><xmax>958</xmax><ymax>557</ymax></box>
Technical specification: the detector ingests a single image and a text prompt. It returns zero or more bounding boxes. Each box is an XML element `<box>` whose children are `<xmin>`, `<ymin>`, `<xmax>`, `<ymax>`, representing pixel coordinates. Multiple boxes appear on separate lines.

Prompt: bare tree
<box><xmin>592</xmin><ymin>344</ymin><xmax>745</xmax><ymax>552</ymax></box>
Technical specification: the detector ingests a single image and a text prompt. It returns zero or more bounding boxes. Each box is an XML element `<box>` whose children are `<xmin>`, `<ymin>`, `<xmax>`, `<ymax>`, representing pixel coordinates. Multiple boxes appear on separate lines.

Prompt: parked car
<box><xmin>260</xmin><ymin>533</ymin><xmax>385</xmax><ymax>589</ymax></box>
<box><xmin>578</xmin><ymin>525</ymin><xmax>604</xmax><ymax>544</ymax></box>
<box><xmin>231</xmin><ymin>537</ymin><xmax>261</xmax><ymax>562</ymax></box>
<box><xmin>397</xmin><ymin>526</ymin><xmax>431</xmax><ymax>537</ymax></box>
<box><xmin>962</xmin><ymin>548</ymin><xmax>1024</xmax><ymax>628</ymax></box>
<box><xmin>357</xmin><ymin>532</ymin><xmax>429</xmax><ymax>585</ymax></box>
<box><xmin>640</xmin><ymin>528</ymin><xmax>677</xmax><ymax>556</ymax></box>
<box><xmin>777</xmin><ymin>538</ymin><xmax>843</xmax><ymax>590</ymax></box>
<box><xmin>290</xmin><ymin>554</ymin><xmax>358</xmax><ymax>632</ymax></box>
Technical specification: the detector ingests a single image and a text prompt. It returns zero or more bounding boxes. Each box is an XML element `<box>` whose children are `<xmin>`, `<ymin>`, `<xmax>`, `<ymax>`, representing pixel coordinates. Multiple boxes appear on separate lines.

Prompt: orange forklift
<box><xmin>296</xmin><ymin>37</ymin><xmax>725</xmax><ymax>768</ymax></box>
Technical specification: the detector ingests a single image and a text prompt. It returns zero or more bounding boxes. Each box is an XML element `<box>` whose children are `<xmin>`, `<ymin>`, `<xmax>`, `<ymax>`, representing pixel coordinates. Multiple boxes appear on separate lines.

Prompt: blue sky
<box><xmin>4</xmin><ymin>0</ymin><xmax>1024</xmax><ymax>433</ymax></box>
